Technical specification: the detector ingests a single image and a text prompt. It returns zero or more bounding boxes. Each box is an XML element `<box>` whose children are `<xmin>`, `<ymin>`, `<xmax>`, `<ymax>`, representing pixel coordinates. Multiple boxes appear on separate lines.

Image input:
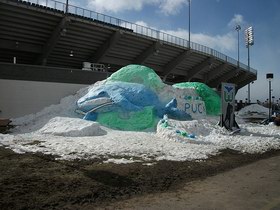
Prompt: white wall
<box><xmin>0</xmin><ymin>79</ymin><xmax>87</xmax><ymax>118</ymax></box>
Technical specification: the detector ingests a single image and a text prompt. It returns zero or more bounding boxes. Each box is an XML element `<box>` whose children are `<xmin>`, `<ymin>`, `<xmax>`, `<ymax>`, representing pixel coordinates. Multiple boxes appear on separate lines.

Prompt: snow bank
<box><xmin>1</xmin><ymin>116</ymin><xmax>279</xmax><ymax>163</ymax></box>
<box><xmin>37</xmin><ymin>117</ymin><xmax>106</xmax><ymax>137</ymax></box>
<box><xmin>237</xmin><ymin>104</ymin><xmax>269</xmax><ymax>118</ymax></box>
<box><xmin>0</xmin><ymin>65</ymin><xmax>279</xmax><ymax>163</ymax></box>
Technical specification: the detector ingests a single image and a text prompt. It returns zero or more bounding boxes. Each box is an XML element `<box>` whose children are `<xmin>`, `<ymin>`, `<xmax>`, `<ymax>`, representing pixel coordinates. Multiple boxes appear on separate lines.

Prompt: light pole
<box><xmin>272</xmin><ymin>96</ymin><xmax>275</xmax><ymax>113</ymax></box>
<box><xmin>266</xmin><ymin>73</ymin><xmax>273</xmax><ymax>120</ymax></box>
<box><xmin>66</xmin><ymin>0</ymin><xmax>69</xmax><ymax>13</ymax></box>
<box><xmin>188</xmin><ymin>0</ymin><xmax>191</xmax><ymax>48</ymax></box>
<box><xmin>245</xmin><ymin>26</ymin><xmax>254</xmax><ymax>104</ymax></box>
<box><xmin>235</xmin><ymin>25</ymin><xmax>241</xmax><ymax>67</ymax></box>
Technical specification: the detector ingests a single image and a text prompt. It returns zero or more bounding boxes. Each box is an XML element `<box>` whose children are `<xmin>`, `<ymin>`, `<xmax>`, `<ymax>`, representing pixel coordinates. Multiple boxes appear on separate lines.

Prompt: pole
<box><xmin>245</xmin><ymin>26</ymin><xmax>254</xmax><ymax>104</ymax></box>
<box><xmin>272</xmin><ymin>96</ymin><xmax>275</xmax><ymax>114</ymax></box>
<box><xmin>188</xmin><ymin>0</ymin><xmax>191</xmax><ymax>48</ymax></box>
<box><xmin>237</xmin><ymin>29</ymin><xmax>240</xmax><ymax>67</ymax></box>
<box><xmin>247</xmin><ymin>44</ymin><xmax>250</xmax><ymax>103</ymax></box>
<box><xmin>66</xmin><ymin>0</ymin><xmax>69</xmax><ymax>13</ymax></box>
<box><xmin>269</xmin><ymin>80</ymin><xmax>271</xmax><ymax>119</ymax></box>
<box><xmin>235</xmin><ymin>25</ymin><xmax>241</xmax><ymax>67</ymax></box>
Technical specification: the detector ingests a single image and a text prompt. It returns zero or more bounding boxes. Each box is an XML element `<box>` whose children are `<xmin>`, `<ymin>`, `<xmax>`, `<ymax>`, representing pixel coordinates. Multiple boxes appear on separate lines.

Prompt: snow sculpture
<box><xmin>76</xmin><ymin>65</ymin><xmax>220</xmax><ymax>130</ymax></box>
<box><xmin>173</xmin><ymin>82</ymin><xmax>221</xmax><ymax>116</ymax></box>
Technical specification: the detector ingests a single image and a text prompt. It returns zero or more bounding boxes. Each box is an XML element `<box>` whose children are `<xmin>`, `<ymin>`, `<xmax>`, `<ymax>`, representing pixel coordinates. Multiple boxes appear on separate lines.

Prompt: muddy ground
<box><xmin>0</xmin><ymin>146</ymin><xmax>279</xmax><ymax>210</ymax></box>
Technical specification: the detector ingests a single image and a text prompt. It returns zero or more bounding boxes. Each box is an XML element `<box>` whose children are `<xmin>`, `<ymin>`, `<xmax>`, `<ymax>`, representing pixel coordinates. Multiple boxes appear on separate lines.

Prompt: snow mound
<box><xmin>0</xmin><ymin>65</ymin><xmax>279</xmax><ymax>163</ymax></box>
<box><xmin>237</xmin><ymin>104</ymin><xmax>269</xmax><ymax>116</ymax></box>
<box><xmin>37</xmin><ymin>117</ymin><xmax>106</xmax><ymax>137</ymax></box>
<box><xmin>1</xmin><ymin>116</ymin><xmax>280</xmax><ymax>162</ymax></box>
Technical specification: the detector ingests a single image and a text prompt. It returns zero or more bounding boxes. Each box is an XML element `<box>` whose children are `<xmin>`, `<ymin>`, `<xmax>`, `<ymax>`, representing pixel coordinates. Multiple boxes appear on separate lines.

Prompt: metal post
<box><xmin>238</xmin><ymin>28</ymin><xmax>240</xmax><ymax>67</ymax></box>
<box><xmin>269</xmin><ymin>80</ymin><xmax>271</xmax><ymax>119</ymax></box>
<box><xmin>247</xmin><ymin>44</ymin><xmax>250</xmax><ymax>103</ymax></box>
<box><xmin>235</xmin><ymin>25</ymin><xmax>241</xmax><ymax>67</ymax></box>
<box><xmin>66</xmin><ymin>0</ymin><xmax>68</xmax><ymax>13</ymax></box>
<box><xmin>272</xmin><ymin>96</ymin><xmax>275</xmax><ymax>114</ymax></box>
<box><xmin>266</xmin><ymin>73</ymin><xmax>274</xmax><ymax>120</ymax></box>
<box><xmin>188</xmin><ymin>0</ymin><xmax>191</xmax><ymax>48</ymax></box>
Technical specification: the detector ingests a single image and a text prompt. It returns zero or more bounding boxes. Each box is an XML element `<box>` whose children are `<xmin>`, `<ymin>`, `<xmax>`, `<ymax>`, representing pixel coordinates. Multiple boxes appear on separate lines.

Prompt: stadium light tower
<box><xmin>235</xmin><ymin>25</ymin><xmax>241</xmax><ymax>67</ymax></box>
<box><xmin>245</xmin><ymin>26</ymin><xmax>254</xmax><ymax>103</ymax></box>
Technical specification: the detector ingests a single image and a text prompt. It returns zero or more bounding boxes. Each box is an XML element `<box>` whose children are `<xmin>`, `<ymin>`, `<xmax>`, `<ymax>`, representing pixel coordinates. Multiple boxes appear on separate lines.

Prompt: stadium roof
<box><xmin>0</xmin><ymin>0</ymin><xmax>257</xmax><ymax>89</ymax></box>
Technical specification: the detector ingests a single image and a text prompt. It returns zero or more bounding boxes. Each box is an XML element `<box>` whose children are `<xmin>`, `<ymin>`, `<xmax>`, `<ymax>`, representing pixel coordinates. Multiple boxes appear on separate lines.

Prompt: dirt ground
<box><xmin>0</xmin><ymin>146</ymin><xmax>279</xmax><ymax>210</ymax></box>
<box><xmin>107</xmin><ymin>153</ymin><xmax>280</xmax><ymax>210</ymax></box>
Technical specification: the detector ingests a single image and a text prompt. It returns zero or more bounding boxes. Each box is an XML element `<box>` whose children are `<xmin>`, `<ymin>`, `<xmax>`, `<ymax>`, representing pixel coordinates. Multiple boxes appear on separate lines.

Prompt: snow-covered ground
<box><xmin>0</xmin><ymin>90</ymin><xmax>280</xmax><ymax>164</ymax></box>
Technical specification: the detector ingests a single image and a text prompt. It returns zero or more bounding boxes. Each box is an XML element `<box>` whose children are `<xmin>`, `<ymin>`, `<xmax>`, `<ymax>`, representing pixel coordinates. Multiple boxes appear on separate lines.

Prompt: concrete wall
<box><xmin>0</xmin><ymin>79</ymin><xmax>86</xmax><ymax>118</ymax></box>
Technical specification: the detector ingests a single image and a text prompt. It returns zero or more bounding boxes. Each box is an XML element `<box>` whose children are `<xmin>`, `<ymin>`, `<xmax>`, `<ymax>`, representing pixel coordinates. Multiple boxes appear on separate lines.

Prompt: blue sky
<box><xmin>70</xmin><ymin>0</ymin><xmax>280</xmax><ymax>102</ymax></box>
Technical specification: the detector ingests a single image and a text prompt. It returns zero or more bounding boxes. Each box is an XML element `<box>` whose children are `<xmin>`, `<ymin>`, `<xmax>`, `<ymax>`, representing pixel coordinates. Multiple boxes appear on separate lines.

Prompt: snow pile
<box><xmin>1</xmin><ymin>114</ymin><xmax>279</xmax><ymax>163</ymax></box>
<box><xmin>37</xmin><ymin>117</ymin><xmax>106</xmax><ymax>137</ymax></box>
<box><xmin>237</xmin><ymin>104</ymin><xmax>269</xmax><ymax>119</ymax></box>
<box><xmin>0</xmin><ymin>65</ymin><xmax>279</xmax><ymax>163</ymax></box>
<box><xmin>11</xmin><ymin>91</ymin><xmax>85</xmax><ymax>133</ymax></box>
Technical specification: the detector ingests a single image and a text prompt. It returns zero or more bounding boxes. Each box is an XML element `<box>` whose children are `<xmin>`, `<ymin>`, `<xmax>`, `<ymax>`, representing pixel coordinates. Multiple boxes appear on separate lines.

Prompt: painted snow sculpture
<box><xmin>76</xmin><ymin>64</ymin><xmax>214</xmax><ymax>131</ymax></box>
<box><xmin>76</xmin><ymin>81</ymin><xmax>191</xmax><ymax>130</ymax></box>
<box><xmin>173</xmin><ymin>82</ymin><xmax>221</xmax><ymax>116</ymax></box>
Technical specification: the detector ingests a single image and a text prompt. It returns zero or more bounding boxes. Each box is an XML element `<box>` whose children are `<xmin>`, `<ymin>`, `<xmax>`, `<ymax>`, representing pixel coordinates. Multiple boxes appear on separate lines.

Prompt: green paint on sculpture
<box><xmin>97</xmin><ymin>106</ymin><xmax>157</xmax><ymax>131</ymax></box>
<box><xmin>173</xmin><ymin>82</ymin><xmax>221</xmax><ymax>116</ymax></box>
<box><xmin>107</xmin><ymin>64</ymin><xmax>164</xmax><ymax>92</ymax></box>
<box><xmin>96</xmin><ymin>64</ymin><xmax>164</xmax><ymax>130</ymax></box>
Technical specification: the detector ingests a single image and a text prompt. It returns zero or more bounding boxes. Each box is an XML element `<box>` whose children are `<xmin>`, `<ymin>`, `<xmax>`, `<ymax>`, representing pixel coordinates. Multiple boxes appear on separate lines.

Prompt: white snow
<box><xmin>237</xmin><ymin>104</ymin><xmax>269</xmax><ymax>116</ymax></box>
<box><xmin>1</xmin><ymin>95</ymin><xmax>280</xmax><ymax>164</ymax></box>
<box><xmin>236</xmin><ymin>104</ymin><xmax>269</xmax><ymax>120</ymax></box>
<box><xmin>37</xmin><ymin>117</ymin><xmax>106</xmax><ymax>137</ymax></box>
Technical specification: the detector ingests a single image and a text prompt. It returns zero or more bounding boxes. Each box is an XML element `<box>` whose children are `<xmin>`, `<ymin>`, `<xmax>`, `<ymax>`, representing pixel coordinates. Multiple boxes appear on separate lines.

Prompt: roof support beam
<box><xmin>162</xmin><ymin>50</ymin><xmax>192</xmax><ymax>77</ymax></box>
<box><xmin>229</xmin><ymin>71</ymin><xmax>248</xmax><ymax>84</ymax></box>
<box><xmin>232</xmin><ymin>70</ymin><xmax>257</xmax><ymax>90</ymax></box>
<box><xmin>209</xmin><ymin>68</ymin><xmax>240</xmax><ymax>88</ymax></box>
<box><xmin>236</xmin><ymin>76</ymin><xmax>256</xmax><ymax>90</ymax></box>
<box><xmin>133</xmin><ymin>41</ymin><xmax>163</xmax><ymax>64</ymax></box>
<box><xmin>90</xmin><ymin>31</ymin><xmax>123</xmax><ymax>63</ymax></box>
<box><xmin>37</xmin><ymin>16</ymin><xmax>71</xmax><ymax>65</ymax></box>
<box><xmin>0</xmin><ymin>39</ymin><xmax>42</xmax><ymax>54</ymax></box>
<box><xmin>101</xmin><ymin>56</ymin><xmax>131</xmax><ymax>66</ymax></box>
<box><xmin>207</xmin><ymin>63</ymin><xmax>228</xmax><ymax>82</ymax></box>
<box><xmin>187</xmin><ymin>57</ymin><xmax>213</xmax><ymax>81</ymax></box>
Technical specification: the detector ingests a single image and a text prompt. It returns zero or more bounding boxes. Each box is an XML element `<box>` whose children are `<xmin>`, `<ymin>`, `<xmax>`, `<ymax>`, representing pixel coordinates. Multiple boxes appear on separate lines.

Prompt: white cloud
<box><xmin>158</xmin><ymin>0</ymin><xmax>187</xmax><ymax>15</ymax></box>
<box><xmin>86</xmin><ymin>0</ymin><xmax>187</xmax><ymax>15</ymax></box>
<box><xmin>135</xmin><ymin>21</ymin><xmax>149</xmax><ymax>27</ymax></box>
<box><xmin>161</xmin><ymin>28</ymin><xmax>236</xmax><ymax>52</ymax></box>
<box><xmin>87</xmin><ymin>0</ymin><xmax>148</xmax><ymax>13</ymax></box>
<box><xmin>131</xmin><ymin>20</ymin><xmax>236</xmax><ymax>53</ymax></box>
<box><xmin>228</xmin><ymin>14</ymin><xmax>245</xmax><ymax>28</ymax></box>
<box><xmin>192</xmin><ymin>32</ymin><xmax>236</xmax><ymax>52</ymax></box>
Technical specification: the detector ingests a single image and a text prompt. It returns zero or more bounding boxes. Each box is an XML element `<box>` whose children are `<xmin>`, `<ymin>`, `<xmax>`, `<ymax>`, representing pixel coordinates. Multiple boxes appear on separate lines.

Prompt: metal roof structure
<box><xmin>0</xmin><ymin>0</ymin><xmax>257</xmax><ymax>89</ymax></box>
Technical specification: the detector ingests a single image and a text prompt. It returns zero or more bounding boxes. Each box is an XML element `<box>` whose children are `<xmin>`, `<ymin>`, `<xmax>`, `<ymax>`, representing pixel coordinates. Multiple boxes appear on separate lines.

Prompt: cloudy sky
<box><xmin>69</xmin><ymin>0</ymin><xmax>280</xmax><ymax>102</ymax></box>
